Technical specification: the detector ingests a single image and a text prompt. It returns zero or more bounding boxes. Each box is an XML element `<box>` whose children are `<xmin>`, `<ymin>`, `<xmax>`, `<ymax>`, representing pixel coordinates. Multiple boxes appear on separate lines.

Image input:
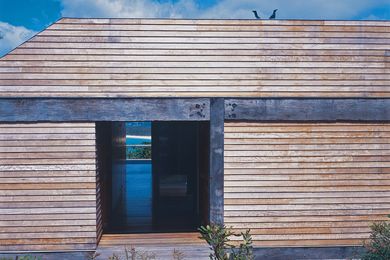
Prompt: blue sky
<box><xmin>0</xmin><ymin>0</ymin><xmax>389</xmax><ymax>56</ymax></box>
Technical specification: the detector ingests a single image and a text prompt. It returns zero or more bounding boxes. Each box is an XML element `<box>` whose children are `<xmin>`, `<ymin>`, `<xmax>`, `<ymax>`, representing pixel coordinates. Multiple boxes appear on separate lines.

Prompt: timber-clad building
<box><xmin>0</xmin><ymin>18</ymin><xmax>389</xmax><ymax>255</ymax></box>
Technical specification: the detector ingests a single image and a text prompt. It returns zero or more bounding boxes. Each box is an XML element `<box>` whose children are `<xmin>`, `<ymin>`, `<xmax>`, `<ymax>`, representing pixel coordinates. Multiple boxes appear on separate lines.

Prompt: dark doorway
<box><xmin>152</xmin><ymin>122</ymin><xmax>204</xmax><ymax>231</ymax></box>
<box><xmin>97</xmin><ymin>121</ymin><xmax>209</xmax><ymax>234</ymax></box>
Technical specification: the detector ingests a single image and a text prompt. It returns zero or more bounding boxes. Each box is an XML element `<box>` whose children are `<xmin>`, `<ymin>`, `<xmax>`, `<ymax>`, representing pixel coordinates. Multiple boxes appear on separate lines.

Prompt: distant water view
<box><xmin>121</xmin><ymin>160</ymin><xmax>152</xmax><ymax>231</ymax></box>
<box><xmin>126</xmin><ymin>135</ymin><xmax>151</xmax><ymax>145</ymax></box>
<box><xmin>122</xmin><ymin>122</ymin><xmax>153</xmax><ymax>231</ymax></box>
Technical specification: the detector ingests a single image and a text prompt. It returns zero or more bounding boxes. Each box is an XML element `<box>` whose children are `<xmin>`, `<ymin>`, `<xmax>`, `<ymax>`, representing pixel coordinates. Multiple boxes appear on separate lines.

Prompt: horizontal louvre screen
<box><xmin>0</xmin><ymin>123</ymin><xmax>97</xmax><ymax>251</ymax></box>
<box><xmin>224</xmin><ymin>122</ymin><xmax>390</xmax><ymax>247</ymax></box>
<box><xmin>0</xmin><ymin>18</ymin><xmax>389</xmax><ymax>98</ymax></box>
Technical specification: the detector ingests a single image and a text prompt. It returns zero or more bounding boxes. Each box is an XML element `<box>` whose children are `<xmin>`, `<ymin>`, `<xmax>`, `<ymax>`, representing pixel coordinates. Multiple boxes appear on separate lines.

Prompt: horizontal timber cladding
<box><xmin>224</xmin><ymin>122</ymin><xmax>390</xmax><ymax>247</ymax></box>
<box><xmin>0</xmin><ymin>123</ymin><xmax>97</xmax><ymax>251</ymax></box>
<box><xmin>0</xmin><ymin>18</ymin><xmax>390</xmax><ymax>98</ymax></box>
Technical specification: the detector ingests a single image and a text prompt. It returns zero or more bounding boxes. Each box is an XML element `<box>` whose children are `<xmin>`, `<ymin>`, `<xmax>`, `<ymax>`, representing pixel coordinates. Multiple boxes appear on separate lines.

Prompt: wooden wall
<box><xmin>95</xmin><ymin>123</ymin><xmax>112</xmax><ymax>245</ymax></box>
<box><xmin>0</xmin><ymin>123</ymin><xmax>97</xmax><ymax>251</ymax></box>
<box><xmin>0</xmin><ymin>18</ymin><xmax>389</xmax><ymax>98</ymax></box>
<box><xmin>224</xmin><ymin>122</ymin><xmax>390</xmax><ymax>247</ymax></box>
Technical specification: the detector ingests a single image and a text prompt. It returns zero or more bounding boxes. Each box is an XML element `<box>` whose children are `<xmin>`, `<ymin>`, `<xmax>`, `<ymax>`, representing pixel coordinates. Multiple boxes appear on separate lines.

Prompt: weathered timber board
<box><xmin>225</xmin><ymin>99</ymin><xmax>390</xmax><ymax>121</ymax></box>
<box><xmin>0</xmin><ymin>98</ymin><xmax>210</xmax><ymax>121</ymax></box>
<box><xmin>0</xmin><ymin>123</ymin><xmax>97</xmax><ymax>252</ymax></box>
<box><xmin>224</xmin><ymin>122</ymin><xmax>390</xmax><ymax>247</ymax></box>
<box><xmin>0</xmin><ymin>18</ymin><xmax>389</xmax><ymax>98</ymax></box>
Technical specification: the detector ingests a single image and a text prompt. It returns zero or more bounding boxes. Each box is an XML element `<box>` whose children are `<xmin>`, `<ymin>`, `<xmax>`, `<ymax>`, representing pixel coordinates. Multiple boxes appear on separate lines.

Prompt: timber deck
<box><xmin>96</xmin><ymin>233</ymin><xmax>210</xmax><ymax>259</ymax></box>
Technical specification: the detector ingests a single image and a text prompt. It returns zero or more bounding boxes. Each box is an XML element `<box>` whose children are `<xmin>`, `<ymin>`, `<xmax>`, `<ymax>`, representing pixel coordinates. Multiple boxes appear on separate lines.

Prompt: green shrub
<box><xmin>107</xmin><ymin>246</ymin><xmax>157</xmax><ymax>260</ymax></box>
<box><xmin>231</xmin><ymin>230</ymin><xmax>253</xmax><ymax>260</ymax></box>
<box><xmin>198</xmin><ymin>224</ymin><xmax>253</xmax><ymax>260</ymax></box>
<box><xmin>361</xmin><ymin>215</ymin><xmax>390</xmax><ymax>260</ymax></box>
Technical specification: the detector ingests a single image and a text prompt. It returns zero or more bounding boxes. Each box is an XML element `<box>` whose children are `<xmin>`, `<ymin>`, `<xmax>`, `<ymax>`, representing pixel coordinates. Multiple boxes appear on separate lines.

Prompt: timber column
<box><xmin>209</xmin><ymin>98</ymin><xmax>225</xmax><ymax>225</ymax></box>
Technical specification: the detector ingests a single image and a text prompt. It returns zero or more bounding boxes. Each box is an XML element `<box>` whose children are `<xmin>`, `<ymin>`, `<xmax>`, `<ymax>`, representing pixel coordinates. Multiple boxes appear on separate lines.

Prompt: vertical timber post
<box><xmin>209</xmin><ymin>98</ymin><xmax>224</xmax><ymax>225</ymax></box>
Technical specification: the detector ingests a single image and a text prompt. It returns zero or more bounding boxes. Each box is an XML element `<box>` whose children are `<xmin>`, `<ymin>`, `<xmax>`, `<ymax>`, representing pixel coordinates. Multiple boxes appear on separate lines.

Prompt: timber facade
<box><xmin>0</xmin><ymin>18</ymin><xmax>389</xmax><ymax>255</ymax></box>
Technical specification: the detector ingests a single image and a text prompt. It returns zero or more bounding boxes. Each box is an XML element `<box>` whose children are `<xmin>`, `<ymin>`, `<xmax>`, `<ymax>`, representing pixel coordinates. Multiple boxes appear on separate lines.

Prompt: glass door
<box><xmin>152</xmin><ymin>122</ymin><xmax>200</xmax><ymax>231</ymax></box>
<box><xmin>109</xmin><ymin>122</ymin><xmax>153</xmax><ymax>232</ymax></box>
<box><xmin>106</xmin><ymin>121</ymin><xmax>208</xmax><ymax>233</ymax></box>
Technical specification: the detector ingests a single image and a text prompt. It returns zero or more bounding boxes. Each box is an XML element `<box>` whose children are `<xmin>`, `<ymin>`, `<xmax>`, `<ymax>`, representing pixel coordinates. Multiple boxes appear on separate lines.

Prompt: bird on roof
<box><xmin>252</xmin><ymin>10</ymin><xmax>261</xmax><ymax>19</ymax></box>
<box><xmin>269</xmin><ymin>9</ymin><xmax>278</xmax><ymax>19</ymax></box>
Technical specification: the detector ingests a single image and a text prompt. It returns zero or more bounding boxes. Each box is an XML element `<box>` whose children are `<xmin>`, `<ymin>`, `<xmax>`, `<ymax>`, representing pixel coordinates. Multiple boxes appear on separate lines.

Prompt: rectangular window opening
<box><xmin>97</xmin><ymin>121</ymin><xmax>210</xmax><ymax>234</ymax></box>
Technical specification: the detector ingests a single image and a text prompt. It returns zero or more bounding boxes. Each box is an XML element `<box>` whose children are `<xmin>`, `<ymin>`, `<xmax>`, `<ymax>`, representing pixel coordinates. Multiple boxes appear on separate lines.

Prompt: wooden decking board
<box><xmin>99</xmin><ymin>233</ymin><xmax>203</xmax><ymax>244</ymax></box>
<box><xmin>97</xmin><ymin>233</ymin><xmax>209</xmax><ymax>260</ymax></box>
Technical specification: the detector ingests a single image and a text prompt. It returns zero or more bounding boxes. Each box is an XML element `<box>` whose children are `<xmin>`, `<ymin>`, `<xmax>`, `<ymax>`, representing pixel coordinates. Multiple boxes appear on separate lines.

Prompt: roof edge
<box><xmin>59</xmin><ymin>17</ymin><xmax>390</xmax><ymax>22</ymax></box>
<box><xmin>0</xmin><ymin>17</ymin><xmax>64</xmax><ymax>59</ymax></box>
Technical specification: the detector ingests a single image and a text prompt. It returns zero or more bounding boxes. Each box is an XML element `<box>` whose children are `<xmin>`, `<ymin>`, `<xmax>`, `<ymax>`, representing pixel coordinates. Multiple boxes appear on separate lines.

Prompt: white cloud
<box><xmin>200</xmin><ymin>0</ymin><xmax>390</xmax><ymax>20</ymax></box>
<box><xmin>61</xmin><ymin>0</ymin><xmax>390</xmax><ymax>20</ymax></box>
<box><xmin>61</xmin><ymin>0</ymin><xmax>201</xmax><ymax>18</ymax></box>
<box><xmin>362</xmin><ymin>14</ymin><xmax>382</xmax><ymax>20</ymax></box>
<box><xmin>0</xmin><ymin>22</ymin><xmax>37</xmax><ymax>57</ymax></box>
<box><xmin>0</xmin><ymin>0</ymin><xmax>387</xmax><ymax>56</ymax></box>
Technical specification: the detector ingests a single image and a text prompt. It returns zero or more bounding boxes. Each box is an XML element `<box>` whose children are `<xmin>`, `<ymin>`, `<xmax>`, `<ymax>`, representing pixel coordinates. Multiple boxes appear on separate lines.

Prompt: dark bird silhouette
<box><xmin>252</xmin><ymin>10</ymin><xmax>261</xmax><ymax>19</ymax></box>
<box><xmin>269</xmin><ymin>9</ymin><xmax>278</xmax><ymax>19</ymax></box>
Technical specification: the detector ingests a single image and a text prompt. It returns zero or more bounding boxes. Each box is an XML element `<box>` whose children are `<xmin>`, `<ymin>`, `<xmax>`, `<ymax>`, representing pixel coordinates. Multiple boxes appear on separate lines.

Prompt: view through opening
<box><xmin>97</xmin><ymin>121</ymin><xmax>209</xmax><ymax>234</ymax></box>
